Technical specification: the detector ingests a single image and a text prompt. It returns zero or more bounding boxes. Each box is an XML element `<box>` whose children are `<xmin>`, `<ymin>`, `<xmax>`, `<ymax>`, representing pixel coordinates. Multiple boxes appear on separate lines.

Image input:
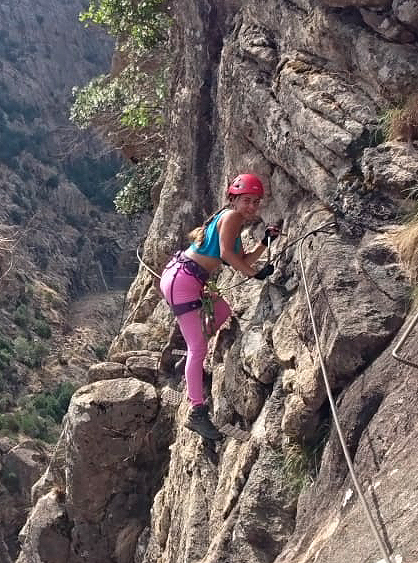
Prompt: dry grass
<box><xmin>390</xmin><ymin>219</ymin><xmax>418</xmax><ymax>284</ymax></box>
<box><xmin>381</xmin><ymin>93</ymin><xmax>418</xmax><ymax>142</ymax></box>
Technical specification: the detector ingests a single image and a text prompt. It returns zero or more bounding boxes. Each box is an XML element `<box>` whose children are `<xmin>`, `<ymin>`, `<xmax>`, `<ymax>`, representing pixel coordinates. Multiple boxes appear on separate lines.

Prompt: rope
<box><xmin>136</xmin><ymin>246</ymin><xmax>161</xmax><ymax>280</ymax></box>
<box><xmin>117</xmin><ymin>289</ymin><xmax>129</xmax><ymax>337</ymax></box>
<box><xmin>298</xmin><ymin>227</ymin><xmax>392</xmax><ymax>563</ymax></box>
<box><xmin>132</xmin><ymin>223</ymin><xmax>338</xmax><ymax>297</ymax></box>
<box><xmin>392</xmin><ymin>308</ymin><xmax>418</xmax><ymax>368</ymax></box>
<box><xmin>217</xmin><ymin>222</ymin><xmax>337</xmax><ymax>293</ymax></box>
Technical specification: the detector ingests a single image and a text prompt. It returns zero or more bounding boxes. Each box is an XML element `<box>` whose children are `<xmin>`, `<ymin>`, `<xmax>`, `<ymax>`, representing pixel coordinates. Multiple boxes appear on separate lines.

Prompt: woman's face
<box><xmin>233</xmin><ymin>194</ymin><xmax>261</xmax><ymax>220</ymax></box>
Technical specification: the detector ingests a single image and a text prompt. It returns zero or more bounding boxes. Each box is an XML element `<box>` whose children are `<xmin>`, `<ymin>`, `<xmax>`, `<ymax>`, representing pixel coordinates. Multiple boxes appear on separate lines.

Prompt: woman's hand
<box><xmin>261</xmin><ymin>226</ymin><xmax>282</xmax><ymax>246</ymax></box>
<box><xmin>253</xmin><ymin>263</ymin><xmax>274</xmax><ymax>280</ymax></box>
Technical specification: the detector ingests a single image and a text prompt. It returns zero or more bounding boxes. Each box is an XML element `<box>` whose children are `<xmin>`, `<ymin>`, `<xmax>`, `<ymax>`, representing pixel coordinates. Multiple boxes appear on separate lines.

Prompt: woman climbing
<box><xmin>160</xmin><ymin>174</ymin><xmax>280</xmax><ymax>440</ymax></box>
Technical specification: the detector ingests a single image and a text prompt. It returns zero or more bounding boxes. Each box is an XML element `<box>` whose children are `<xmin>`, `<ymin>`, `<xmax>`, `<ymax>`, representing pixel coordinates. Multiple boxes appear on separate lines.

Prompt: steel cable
<box><xmin>298</xmin><ymin>230</ymin><xmax>392</xmax><ymax>563</ymax></box>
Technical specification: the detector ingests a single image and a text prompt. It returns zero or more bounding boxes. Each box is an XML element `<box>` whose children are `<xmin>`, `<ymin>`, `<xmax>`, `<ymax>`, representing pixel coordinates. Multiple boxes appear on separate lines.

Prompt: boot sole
<box><xmin>184</xmin><ymin>422</ymin><xmax>223</xmax><ymax>441</ymax></box>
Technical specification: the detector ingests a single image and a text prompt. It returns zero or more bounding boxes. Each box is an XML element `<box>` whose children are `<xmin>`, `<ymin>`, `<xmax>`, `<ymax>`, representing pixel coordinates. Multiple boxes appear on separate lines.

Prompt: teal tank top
<box><xmin>189</xmin><ymin>210</ymin><xmax>242</xmax><ymax>258</ymax></box>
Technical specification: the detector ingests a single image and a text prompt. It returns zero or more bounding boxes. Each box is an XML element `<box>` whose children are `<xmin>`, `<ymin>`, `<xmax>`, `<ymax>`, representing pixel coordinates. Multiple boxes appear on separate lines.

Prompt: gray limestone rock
<box><xmin>16</xmin><ymin>491</ymin><xmax>70</xmax><ymax>563</ymax></box>
<box><xmin>393</xmin><ymin>0</ymin><xmax>418</xmax><ymax>29</ymax></box>
<box><xmin>3</xmin><ymin>441</ymin><xmax>49</xmax><ymax>503</ymax></box>
<box><xmin>319</xmin><ymin>0</ymin><xmax>391</xmax><ymax>5</ymax></box>
<box><xmin>273</xmin><ymin>227</ymin><xmax>408</xmax><ymax>439</ymax></box>
<box><xmin>361</xmin><ymin>142</ymin><xmax>418</xmax><ymax>194</ymax></box>
<box><xmin>125</xmin><ymin>355</ymin><xmax>159</xmax><ymax>383</ymax></box>
<box><xmin>360</xmin><ymin>8</ymin><xmax>416</xmax><ymax>43</ymax></box>
<box><xmin>87</xmin><ymin>361</ymin><xmax>126</xmax><ymax>383</ymax></box>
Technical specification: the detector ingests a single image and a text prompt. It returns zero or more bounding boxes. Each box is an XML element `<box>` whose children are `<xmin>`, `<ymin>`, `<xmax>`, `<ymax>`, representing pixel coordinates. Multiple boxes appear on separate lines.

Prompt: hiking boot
<box><xmin>185</xmin><ymin>405</ymin><xmax>223</xmax><ymax>441</ymax></box>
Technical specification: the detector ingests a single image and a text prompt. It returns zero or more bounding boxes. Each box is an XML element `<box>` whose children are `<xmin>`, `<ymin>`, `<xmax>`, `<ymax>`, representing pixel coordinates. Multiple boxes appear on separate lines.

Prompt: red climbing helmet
<box><xmin>227</xmin><ymin>173</ymin><xmax>264</xmax><ymax>197</ymax></box>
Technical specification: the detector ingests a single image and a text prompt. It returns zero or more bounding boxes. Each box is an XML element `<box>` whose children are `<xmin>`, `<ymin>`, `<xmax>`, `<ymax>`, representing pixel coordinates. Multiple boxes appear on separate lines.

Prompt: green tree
<box><xmin>71</xmin><ymin>0</ymin><xmax>170</xmax><ymax>214</ymax></box>
<box><xmin>80</xmin><ymin>0</ymin><xmax>170</xmax><ymax>49</ymax></box>
<box><xmin>114</xmin><ymin>157</ymin><xmax>162</xmax><ymax>215</ymax></box>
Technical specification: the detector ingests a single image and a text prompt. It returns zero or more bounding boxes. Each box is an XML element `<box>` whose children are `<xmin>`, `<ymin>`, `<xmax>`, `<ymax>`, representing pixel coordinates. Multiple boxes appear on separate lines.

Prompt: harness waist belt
<box><xmin>171</xmin><ymin>299</ymin><xmax>202</xmax><ymax>316</ymax></box>
<box><xmin>175</xmin><ymin>251</ymin><xmax>209</xmax><ymax>285</ymax></box>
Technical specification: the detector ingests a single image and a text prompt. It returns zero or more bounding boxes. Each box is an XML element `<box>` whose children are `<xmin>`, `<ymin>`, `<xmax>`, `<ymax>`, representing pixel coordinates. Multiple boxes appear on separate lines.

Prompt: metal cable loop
<box><xmin>298</xmin><ymin>232</ymin><xmax>392</xmax><ymax>563</ymax></box>
<box><xmin>136</xmin><ymin>246</ymin><xmax>162</xmax><ymax>280</ymax></box>
<box><xmin>392</xmin><ymin>308</ymin><xmax>418</xmax><ymax>367</ymax></box>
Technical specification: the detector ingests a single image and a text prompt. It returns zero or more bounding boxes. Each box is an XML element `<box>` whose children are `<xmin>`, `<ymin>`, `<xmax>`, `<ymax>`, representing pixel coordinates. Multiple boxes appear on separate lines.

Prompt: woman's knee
<box><xmin>187</xmin><ymin>343</ymin><xmax>208</xmax><ymax>363</ymax></box>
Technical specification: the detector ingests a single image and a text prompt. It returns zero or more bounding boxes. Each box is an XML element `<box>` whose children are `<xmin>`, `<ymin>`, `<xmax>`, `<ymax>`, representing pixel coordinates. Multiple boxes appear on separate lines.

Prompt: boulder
<box><xmin>87</xmin><ymin>361</ymin><xmax>126</xmax><ymax>383</ymax></box>
<box><xmin>64</xmin><ymin>378</ymin><xmax>158</xmax><ymax>562</ymax></box>
<box><xmin>3</xmin><ymin>441</ymin><xmax>49</xmax><ymax>502</ymax></box>
<box><xmin>109</xmin><ymin>350</ymin><xmax>161</xmax><ymax>364</ymax></box>
<box><xmin>125</xmin><ymin>355</ymin><xmax>158</xmax><ymax>383</ymax></box>
<box><xmin>16</xmin><ymin>490</ymin><xmax>70</xmax><ymax>563</ymax></box>
<box><xmin>273</xmin><ymin>228</ymin><xmax>408</xmax><ymax>440</ymax></box>
<box><xmin>393</xmin><ymin>0</ymin><xmax>418</xmax><ymax>30</ymax></box>
<box><xmin>360</xmin><ymin>8</ymin><xmax>416</xmax><ymax>43</ymax></box>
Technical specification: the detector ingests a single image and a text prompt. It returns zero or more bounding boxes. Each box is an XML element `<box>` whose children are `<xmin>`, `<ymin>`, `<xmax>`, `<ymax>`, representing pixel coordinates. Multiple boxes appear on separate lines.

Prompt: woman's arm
<box><xmin>219</xmin><ymin>212</ymin><xmax>257</xmax><ymax>277</ymax></box>
<box><xmin>241</xmin><ymin>243</ymin><xmax>266</xmax><ymax>266</ymax></box>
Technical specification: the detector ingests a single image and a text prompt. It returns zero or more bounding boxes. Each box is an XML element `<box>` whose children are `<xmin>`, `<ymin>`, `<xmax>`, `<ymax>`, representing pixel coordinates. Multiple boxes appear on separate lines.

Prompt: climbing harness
<box><xmin>165</xmin><ymin>251</ymin><xmax>209</xmax><ymax>317</ymax></box>
<box><xmin>299</xmin><ymin>223</ymin><xmax>392</xmax><ymax>563</ymax></box>
<box><xmin>392</xmin><ymin>308</ymin><xmax>418</xmax><ymax>368</ymax></box>
<box><xmin>135</xmin><ymin>222</ymin><xmax>337</xmax><ymax>308</ymax></box>
<box><xmin>200</xmin><ymin>281</ymin><xmax>218</xmax><ymax>338</ymax></box>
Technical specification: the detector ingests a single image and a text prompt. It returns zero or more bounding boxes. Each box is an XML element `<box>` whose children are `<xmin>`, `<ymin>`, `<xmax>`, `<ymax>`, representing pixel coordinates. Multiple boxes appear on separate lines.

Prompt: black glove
<box><xmin>261</xmin><ymin>226</ymin><xmax>280</xmax><ymax>247</ymax></box>
<box><xmin>253</xmin><ymin>263</ymin><xmax>274</xmax><ymax>280</ymax></box>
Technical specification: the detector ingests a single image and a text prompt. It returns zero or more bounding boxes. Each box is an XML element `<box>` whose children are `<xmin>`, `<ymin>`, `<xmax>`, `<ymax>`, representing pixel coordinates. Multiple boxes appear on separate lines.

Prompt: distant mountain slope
<box><xmin>0</xmin><ymin>4</ymin><xmax>150</xmax><ymax>557</ymax></box>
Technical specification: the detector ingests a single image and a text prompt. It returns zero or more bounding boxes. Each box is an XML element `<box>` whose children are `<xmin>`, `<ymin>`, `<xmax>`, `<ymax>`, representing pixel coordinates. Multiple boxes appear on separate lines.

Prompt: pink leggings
<box><xmin>160</xmin><ymin>260</ymin><xmax>231</xmax><ymax>406</ymax></box>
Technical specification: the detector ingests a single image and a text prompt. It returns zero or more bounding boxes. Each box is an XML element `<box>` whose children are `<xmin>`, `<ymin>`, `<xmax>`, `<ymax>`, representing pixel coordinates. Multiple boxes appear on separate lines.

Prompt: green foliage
<box><xmin>279</xmin><ymin>422</ymin><xmax>330</xmax><ymax>496</ymax></box>
<box><xmin>14</xmin><ymin>336</ymin><xmax>48</xmax><ymax>368</ymax></box>
<box><xmin>13</xmin><ymin>304</ymin><xmax>30</xmax><ymax>328</ymax></box>
<box><xmin>30</xmin><ymin>382</ymin><xmax>75</xmax><ymax>424</ymax></box>
<box><xmin>0</xmin><ymin>349</ymin><xmax>12</xmax><ymax>370</ymax></box>
<box><xmin>280</xmin><ymin>443</ymin><xmax>313</xmax><ymax>495</ymax></box>
<box><xmin>72</xmin><ymin>1</ymin><xmax>170</xmax><ymax>214</ymax></box>
<box><xmin>94</xmin><ymin>344</ymin><xmax>108</xmax><ymax>361</ymax></box>
<box><xmin>0</xmin><ymin>113</ymin><xmax>48</xmax><ymax>165</ymax></box>
<box><xmin>0</xmin><ymin>383</ymin><xmax>76</xmax><ymax>442</ymax></box>
<box><xmin>379</xmin><ymin>94</ymin><xmax>418</xmax><ymax>142</ymax></box>
<box><xmin>114</xmin><ymin>157</ymin><xmax>161</xmax><ymax>215</ymax></box>
<box><xmin>0</xmin><ymin>413</ymin><xmax>19</xmax><ymax>434</ymax></box>
<box><xmin>0</xmin><ymin>394</ymin><xmax>13</xmax><ymax>413</ymax></box>
<box><xmin>33</xmin><ymin>319</ymin><xmax>52</xmax><ymax>339</ymax></box>
<box><xmin>70</xmin><ymin>66</ymin><xmax>165</xmax><ymax>132</ymax></box>
<box><xmin>378</xmin><ymin>108</ymin><xmax>404</xmax><ymax>142</ymax></box>
<box><xmin>80</xmin><ymin>0</ymin><xmax>170</xmax><ymax>49</ymax></box>
<box><xmin>63</xmin><ymin>155</ymin><xmax>120</xmax><ymax>209</ymax></box>
<box><xmin>0</xmin><ymin>336</ymin><xmax>13</xmax><ymax>370</ymax></box>
<box><xmin>0</xmin><ymin>336</ymin><xmax>13</xmax><ymax>354</ymax></box>
<box><xmin>18</xmin><ymin>411</ymin><xmax>50</xmax><ymax>440</ymax></box>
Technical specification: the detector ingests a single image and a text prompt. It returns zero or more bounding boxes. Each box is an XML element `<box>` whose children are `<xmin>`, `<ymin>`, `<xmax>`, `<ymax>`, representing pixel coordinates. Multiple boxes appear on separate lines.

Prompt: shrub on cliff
<box><xmin>33</xmin><ymin>319</ymin><xmax>52</xmax><ymax>339</ymax></box>
<box><xmin>13</xmin><ymin>336</ymin><xmax>48</xmax><ymax>368</ymax></box>
<box><xmin>380</xmin><ymin>93</ymin><xmax>418</xmax><ymax>143</ymax></box>
<box><xmin>114</xmin><ymin>157</ymin><xmax>162</xmax><ymax>215</ymax></box>
<box><xmin>71</xmin><ymin>0</ymin><xmax>171</xmax><ymax>214</ymax></box>
<box><xmin>80</xmin><ymin>0</ymin><xmax>170</xmax><ymax>49</ymax></box>
<box><xmin>0</xmin><ymin>383</ymin><xmax>76</xmax><ymax>442</ymax></box>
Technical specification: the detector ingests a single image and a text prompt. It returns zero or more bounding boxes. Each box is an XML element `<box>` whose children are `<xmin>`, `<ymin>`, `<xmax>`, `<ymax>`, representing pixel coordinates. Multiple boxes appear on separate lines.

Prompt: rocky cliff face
<box><xmin>15</xmin><ymin>0</ymin><xmax>418</xmax><ymax>562</ymax></box>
